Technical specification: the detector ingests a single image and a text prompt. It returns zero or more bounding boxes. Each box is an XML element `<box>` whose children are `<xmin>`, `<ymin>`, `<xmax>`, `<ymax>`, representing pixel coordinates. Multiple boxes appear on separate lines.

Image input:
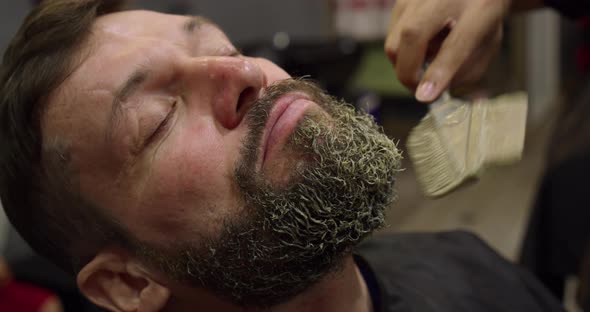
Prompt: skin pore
<box><xmin>41</xmin><ymin>10</ymin><xmax>401</xmax><ymax>312</ymax></box>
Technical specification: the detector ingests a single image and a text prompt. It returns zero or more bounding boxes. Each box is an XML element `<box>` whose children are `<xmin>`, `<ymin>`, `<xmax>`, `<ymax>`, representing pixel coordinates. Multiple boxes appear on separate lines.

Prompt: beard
<box><xmin>135</xmin><ymin>79</ymin><xmax>402</xmax><ymax>308</ymax></box>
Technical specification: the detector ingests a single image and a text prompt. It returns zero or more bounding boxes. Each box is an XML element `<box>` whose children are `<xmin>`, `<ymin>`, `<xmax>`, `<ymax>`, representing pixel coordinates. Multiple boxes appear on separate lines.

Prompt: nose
<box><xmin>182</xmin><ymin>56</ymin><xmax>267</xmax><ymax>129</ymax></box>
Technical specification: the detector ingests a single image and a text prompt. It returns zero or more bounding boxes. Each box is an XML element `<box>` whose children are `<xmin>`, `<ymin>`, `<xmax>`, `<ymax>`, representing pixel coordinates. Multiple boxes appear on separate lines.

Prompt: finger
<box><xmin>384</xmin><ymin>0</ymin><xmax>409</xmax><ymax>63</ymax></box>
<box><xmin>417</xmin><ymin>8</ymin><xmax>502</xmax><ymax>102</ymax></box>
<box><xmin>393</xmin><ymin>9</ymin><xmax>450</xmax><ymax>89</ymax></box>
<box><xmin>453</xmin><ymin>27</ymin><xmax>502</xmax><ymax>86</ymax></box>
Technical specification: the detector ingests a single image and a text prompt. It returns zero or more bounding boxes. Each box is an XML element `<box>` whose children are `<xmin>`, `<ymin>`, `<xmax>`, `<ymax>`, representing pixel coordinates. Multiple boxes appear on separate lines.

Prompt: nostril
<box><xmin>236</xmin><ymin>87</ymin><xmax>257</xmax><ymax>113</ymax></box>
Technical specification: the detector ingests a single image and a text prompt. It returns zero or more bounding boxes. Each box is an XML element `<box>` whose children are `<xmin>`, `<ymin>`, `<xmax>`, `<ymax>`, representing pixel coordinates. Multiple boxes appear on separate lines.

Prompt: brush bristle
<box><xmin>407</xmin><ymin>92</ymin><xmax>528</xmax><ymax>198</ymax></box>
<box><xmin>407</xmin><ymin>114</ymin><xmax>468</xmax><ymax>197</ymax></box>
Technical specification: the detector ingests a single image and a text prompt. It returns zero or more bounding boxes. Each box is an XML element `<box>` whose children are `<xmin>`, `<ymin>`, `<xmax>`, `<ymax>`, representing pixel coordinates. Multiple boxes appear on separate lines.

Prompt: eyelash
<box><xmin>145</xmin><ymin>100</ymin><xmax>177</xmax><ymax>147</ymax></box>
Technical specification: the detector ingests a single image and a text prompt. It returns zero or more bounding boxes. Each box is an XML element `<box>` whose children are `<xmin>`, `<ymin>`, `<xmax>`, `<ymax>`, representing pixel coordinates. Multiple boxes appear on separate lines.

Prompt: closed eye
<box><xmin>145</xmin><ymin>100</ymin><xmax>177</xmax><ymax>148</ymax></box>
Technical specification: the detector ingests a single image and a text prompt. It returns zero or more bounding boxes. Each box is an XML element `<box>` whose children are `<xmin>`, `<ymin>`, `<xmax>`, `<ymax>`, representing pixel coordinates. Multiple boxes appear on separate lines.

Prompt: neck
<box><xmin>167</xmin><ymin>255</ymin><xmax>373</xmax><ymax>312</ymax></box>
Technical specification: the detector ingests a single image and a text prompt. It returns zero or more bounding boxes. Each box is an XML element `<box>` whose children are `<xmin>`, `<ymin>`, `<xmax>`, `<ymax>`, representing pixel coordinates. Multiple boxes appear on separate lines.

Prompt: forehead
<box><xmin>74</xmin><ymin>10</ymin><xmax>222</xmax><ymax>91</ymax></box>
<box><xmin>72</xmin><ymin>11</ymin><xmax>180</xmax><ymax>93</ymax></box>
<box><xmin>94</xmin><ymin>10</ymin><xmax>196</xmax><ymax>42</ymax></box>
<box><xmin>44</xmin><ymin>10</ymin><xmax>228</xmax><ymax>132</ymax></box>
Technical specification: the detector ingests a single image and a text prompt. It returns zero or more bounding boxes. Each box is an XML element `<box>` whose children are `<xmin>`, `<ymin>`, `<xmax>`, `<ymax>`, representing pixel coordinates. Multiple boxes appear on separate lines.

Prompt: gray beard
<box><xmin>135</xmin><ymin>79</ymin><xmax>402</xmax><ymax>308</ymax></box>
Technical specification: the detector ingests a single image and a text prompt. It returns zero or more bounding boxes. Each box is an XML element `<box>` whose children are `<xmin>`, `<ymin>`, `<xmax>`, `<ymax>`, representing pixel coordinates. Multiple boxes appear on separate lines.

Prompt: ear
<box><xmin>77</xmin><ymin>249</ymin><xmax>170</xmax><ymax>312</ymax></box>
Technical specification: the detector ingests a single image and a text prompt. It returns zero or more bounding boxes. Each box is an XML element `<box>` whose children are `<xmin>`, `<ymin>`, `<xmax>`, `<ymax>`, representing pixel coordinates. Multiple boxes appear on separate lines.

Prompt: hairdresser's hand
<box><xmin>385</xmin><ymin>0</ymin><xmax>511</xmax><ymax>102</ymax></box>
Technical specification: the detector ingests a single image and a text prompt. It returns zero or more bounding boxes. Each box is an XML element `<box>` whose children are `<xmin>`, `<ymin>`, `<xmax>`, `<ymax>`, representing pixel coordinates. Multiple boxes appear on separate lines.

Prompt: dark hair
<box><xmin>0</xmin><ymin>0</ymin><xmax>131</xmax><ymax>274</ymax></box>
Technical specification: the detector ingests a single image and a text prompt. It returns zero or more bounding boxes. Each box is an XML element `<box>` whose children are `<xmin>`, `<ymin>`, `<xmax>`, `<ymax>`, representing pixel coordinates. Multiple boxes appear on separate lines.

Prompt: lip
<box><xmin>260</xmin><ymin>92</ymin><xmax>315</xmax><ymax>169</ymax></box>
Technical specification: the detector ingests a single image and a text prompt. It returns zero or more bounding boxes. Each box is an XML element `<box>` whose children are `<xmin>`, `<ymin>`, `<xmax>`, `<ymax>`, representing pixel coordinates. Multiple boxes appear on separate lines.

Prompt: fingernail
<box><xmin>416</xmin><ymin>81</ymin><xmax>436</xmax><ymax>102</ymax></box>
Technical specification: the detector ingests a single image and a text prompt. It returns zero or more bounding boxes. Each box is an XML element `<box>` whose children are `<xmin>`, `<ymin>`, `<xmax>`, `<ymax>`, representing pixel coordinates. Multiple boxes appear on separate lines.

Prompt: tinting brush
<box><xmin>407</xmin><ymin>91</ymin><xmax>528</xmax><ymax>198</ymax></box>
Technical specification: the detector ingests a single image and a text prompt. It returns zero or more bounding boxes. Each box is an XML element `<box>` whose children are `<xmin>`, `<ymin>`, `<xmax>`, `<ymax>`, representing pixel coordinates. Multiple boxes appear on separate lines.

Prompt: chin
<box><xmin>262</xmin><ymin>150</ymin><xmax>313</xmax><ymax>187</ymax></box>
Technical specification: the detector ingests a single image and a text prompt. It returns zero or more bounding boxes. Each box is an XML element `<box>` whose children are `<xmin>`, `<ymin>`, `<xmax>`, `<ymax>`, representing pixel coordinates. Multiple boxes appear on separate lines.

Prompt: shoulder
<box><xmin>356</xmin><ymin>230</ymin><xmax>512</xmax><ymax>283</ymax></box>
<box><xmin>357</xmin><ymin>230</ymin><xmax>496</xmax><ymax>259</ymax></box>
<box><xmin>356</xmin><ymin>231</ymin><xmax>565</xmax><ymax>312</ymax></box>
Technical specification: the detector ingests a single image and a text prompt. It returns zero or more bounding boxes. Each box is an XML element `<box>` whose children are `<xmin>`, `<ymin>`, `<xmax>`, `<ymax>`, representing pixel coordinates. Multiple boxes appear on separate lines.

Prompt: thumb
<box><xmin>414</xmin><ymin>29</ymin><xmax>465</xmax><ymax>103</ymax></box>
<box><xmin>415</xmin><ymin>65</ymin><xmax>452</xmax><ymax>103</ymax></box>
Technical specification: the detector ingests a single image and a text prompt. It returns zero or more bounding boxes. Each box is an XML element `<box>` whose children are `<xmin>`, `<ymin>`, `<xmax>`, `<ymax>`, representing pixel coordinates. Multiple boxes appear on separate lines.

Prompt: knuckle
<box><xmin>384</xmin><ymin>43</ymin><xmax>397</xmax><ymax>57</ymax></box>
<box><xmin>385</xmin><ymin>46</ymin><xmax>398</xmax><ymax>65</ymax></box>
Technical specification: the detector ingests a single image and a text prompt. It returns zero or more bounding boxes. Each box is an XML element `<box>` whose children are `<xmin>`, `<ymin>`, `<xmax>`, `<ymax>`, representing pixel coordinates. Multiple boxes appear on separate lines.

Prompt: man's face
<box><xmin>44</xmin><ymin>10</ymin><xmax>293</xmax><ymax>244</ymax></box>
<box><xmin>43</xmin><ymin>10</ymin><xmax>401</xmax><ymax>308</ymax></box>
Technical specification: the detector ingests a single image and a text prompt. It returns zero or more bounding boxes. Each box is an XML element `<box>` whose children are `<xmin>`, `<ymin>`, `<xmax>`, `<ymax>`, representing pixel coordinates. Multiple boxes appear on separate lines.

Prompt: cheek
<box><xmin>156</xmin><ymin>123</ymin><xmax>235</xmax><ymax>201</ymax></box>
<box><xmin>139</xmin><ymin>120</ymin><xmax>244</xmax><ymax>240</ymax></box>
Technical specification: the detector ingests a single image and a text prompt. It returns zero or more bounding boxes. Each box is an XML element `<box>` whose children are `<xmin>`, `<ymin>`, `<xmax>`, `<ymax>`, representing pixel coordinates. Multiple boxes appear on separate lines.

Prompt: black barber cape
<box><xmin>354</xmin><ymin>231</ymin><xmax>565</xmax><ymax>311</ymax></box>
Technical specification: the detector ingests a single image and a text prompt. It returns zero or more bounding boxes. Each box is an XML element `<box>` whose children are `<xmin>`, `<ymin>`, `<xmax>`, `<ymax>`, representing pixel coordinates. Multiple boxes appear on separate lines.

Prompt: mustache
<box><xmin>240</xmin><ymin>78</ymin><xmax>332</xmax><ymax>167</ymax></box>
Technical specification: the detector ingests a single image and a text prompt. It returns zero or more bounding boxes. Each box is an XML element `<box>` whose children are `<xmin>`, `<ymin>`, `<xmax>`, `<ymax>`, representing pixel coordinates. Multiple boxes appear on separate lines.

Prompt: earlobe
<box><xmin>77</xmin><ymin>249</ymin><xmax>170</xmax><ymax>312</ymax></box>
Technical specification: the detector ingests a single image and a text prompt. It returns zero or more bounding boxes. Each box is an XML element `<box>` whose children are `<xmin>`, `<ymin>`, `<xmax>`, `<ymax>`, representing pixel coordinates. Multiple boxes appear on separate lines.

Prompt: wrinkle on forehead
<box><xmin>95</xmin><ymin>10</ymin><xmax>187</xmax><ymax>40</ymax></box>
